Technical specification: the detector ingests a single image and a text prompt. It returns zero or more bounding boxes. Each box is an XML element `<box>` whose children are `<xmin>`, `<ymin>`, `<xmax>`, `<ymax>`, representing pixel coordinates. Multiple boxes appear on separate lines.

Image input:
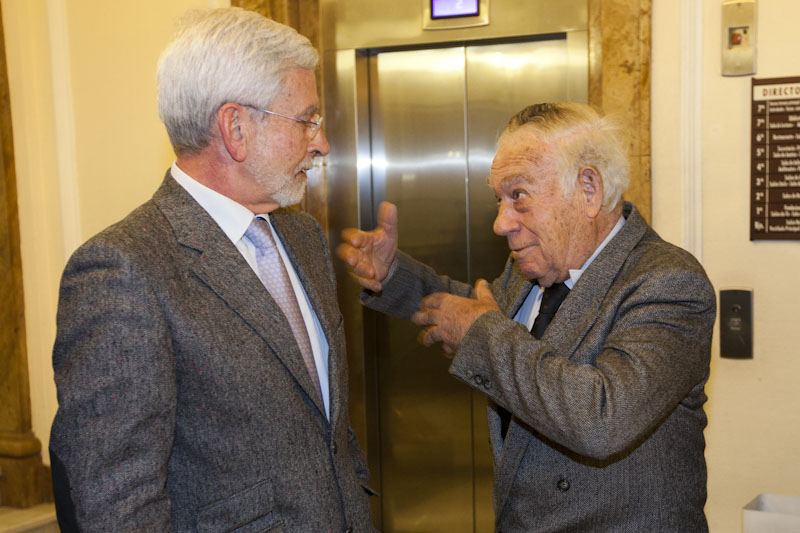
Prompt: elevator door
<box><xmin>367</xmin><ymin>36</ymin><xmax>586</xmax><ymax>532</ymax></box>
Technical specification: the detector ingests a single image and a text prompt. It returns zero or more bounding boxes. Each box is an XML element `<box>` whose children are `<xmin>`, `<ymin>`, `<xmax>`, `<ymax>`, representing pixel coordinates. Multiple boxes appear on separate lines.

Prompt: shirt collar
<box><xmin>170</xmin><ymin>162</ymin><xmax>262</xmax><ymax>245</ymax></box>
<box><xmin>565</xmin><ymin>214</ymin><xmax>626</xmax><ymax>288</ymax></box>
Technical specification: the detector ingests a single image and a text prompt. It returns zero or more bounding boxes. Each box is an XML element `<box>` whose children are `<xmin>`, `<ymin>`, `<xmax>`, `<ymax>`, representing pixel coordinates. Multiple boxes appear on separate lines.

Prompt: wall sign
<box><xmin>751</xmin><ymin>76</ymin><xmax>800</xmax><ymax>240</ymax></box>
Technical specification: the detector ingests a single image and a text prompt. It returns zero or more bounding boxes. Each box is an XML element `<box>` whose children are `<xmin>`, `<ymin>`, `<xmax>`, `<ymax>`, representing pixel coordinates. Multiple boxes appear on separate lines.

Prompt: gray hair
<box><xmin>499</xmin><ymin>102</ymin><xmax>629</xmax><ymax>210</ymax></box>
<box><xmin>157</xmin><ymin>7</ymin><xmax>318</xmax><ymax>156</ymax></box>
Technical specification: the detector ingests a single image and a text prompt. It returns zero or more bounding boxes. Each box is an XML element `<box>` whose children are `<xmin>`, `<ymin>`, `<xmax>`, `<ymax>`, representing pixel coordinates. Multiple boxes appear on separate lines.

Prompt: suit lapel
<box><xmin>490</xmin><ymin>263</ymin><xmax>535</xmax><ymax>514</ymax></box>
<box><xmin>493</xmin><ymin>203</ymin><xmax>648</xmax><ymax>515</ymax></box>
<box><xmin>497</xmin><ymin>261</ymin><xmax>535</xmax><ymax>317</ymax></box>
<box><xmin>152</xmin><ymin>174</ymin><xmax>327</xmax><ymax>419</ymax></box>
<box><xmin>270</xmin><ymin>211</ymin><xmax>340</xmax><ymax>345</ymax></box>
<box><xmin>271</xmin><ymin>210</ymin><xmax>342</xmax><ymax>423</ymax></box>
<box><xmin>544</xmin><ymin>203</ymin><xmax>648</xmax><ymax>354</ymax></box>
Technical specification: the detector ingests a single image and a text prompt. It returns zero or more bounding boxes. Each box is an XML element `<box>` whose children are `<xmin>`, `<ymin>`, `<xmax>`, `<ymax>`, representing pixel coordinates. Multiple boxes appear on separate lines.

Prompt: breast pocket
<box><xmin>195</xmin><ymin>479</ymin><xmax>284</xmax><ymax>533</ymax></box>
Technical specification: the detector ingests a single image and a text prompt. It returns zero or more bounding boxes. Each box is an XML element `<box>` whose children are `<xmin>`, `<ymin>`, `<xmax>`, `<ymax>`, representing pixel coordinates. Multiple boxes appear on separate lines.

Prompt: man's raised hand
<box><xmin>336</xmin><ymin>201</ymin><xmax>398</xmax><ymax>292</ymax></box>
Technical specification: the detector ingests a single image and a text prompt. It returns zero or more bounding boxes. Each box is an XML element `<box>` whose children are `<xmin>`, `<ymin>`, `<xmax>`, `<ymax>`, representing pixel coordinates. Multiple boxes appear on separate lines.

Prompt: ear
<box><xmin>217</xmin><ymin>103</ymin><xmax>248</xmax><ymax>162</ymax></box>
<box><xmin>577</xmin><ymin>166</ymin><xmax>604</xmax><ymax>217</ymax></box>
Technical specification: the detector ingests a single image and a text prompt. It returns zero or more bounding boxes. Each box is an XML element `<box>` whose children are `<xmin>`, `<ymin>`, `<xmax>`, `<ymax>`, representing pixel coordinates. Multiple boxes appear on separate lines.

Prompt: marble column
<box><xmin>0</xmin><ymin>7</ymin><xmax>52</xmax><ymax>508</ymax></box>
<box><xmin>589</xmin><ymin>0</ymin><xmax>653</xmax><ymax>222</ymax></box>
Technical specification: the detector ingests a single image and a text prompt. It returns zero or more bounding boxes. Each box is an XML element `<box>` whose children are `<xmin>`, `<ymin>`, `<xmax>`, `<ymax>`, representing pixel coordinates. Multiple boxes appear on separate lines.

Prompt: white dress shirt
<box><xmin>171</xmin><ymin>162</ymin><xmax>331</xmax><ymax>419</ymax></box>
<box><xmin>513</xmin><ymin>215</ymin><xmax>626</xmax><ymax>330</ymax></box>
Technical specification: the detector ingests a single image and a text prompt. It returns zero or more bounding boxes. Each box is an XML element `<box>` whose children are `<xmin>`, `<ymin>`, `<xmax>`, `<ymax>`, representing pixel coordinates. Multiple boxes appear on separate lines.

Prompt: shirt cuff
<box><xmin>383</xmin><ymin>255</ymin><xmax>400</xmax><ymax>285</ymax></box>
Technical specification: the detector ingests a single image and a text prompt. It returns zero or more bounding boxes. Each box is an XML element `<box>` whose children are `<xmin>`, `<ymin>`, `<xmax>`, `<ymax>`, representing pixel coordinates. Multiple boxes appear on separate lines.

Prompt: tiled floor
<box><xmin>0</xmin><ymin>504</ymin><xmax>58</xmax><ymax>533</ymax></box>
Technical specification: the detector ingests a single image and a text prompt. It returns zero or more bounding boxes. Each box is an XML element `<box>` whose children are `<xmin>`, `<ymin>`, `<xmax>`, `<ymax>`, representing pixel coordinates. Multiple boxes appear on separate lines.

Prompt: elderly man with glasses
<box><xmin>49</xmin><ymin>8</ymin><xmax>375</xmax><ymax>532</ymax></box>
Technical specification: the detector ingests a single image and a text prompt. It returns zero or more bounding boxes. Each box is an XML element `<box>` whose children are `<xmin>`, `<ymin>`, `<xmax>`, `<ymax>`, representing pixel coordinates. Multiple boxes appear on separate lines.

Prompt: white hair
<box><xmin>157</xmin><ymin>7</ymin><xmax>318</xmax><ymax>156</ymax></box>
<box><xmin>499</xmin><ymin>102</ymin><xmax>630</xmax><ymax>210</ymax></box>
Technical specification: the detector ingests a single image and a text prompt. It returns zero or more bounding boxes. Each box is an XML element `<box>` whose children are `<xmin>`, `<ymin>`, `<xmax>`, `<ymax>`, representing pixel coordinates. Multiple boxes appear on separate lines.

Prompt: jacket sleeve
<box><xmin>50</xmin><ymin>237</ymin><xmax>176</xmax><ymax>532</ymax></box>
<box><xmin>361</xmin><ymin>251</ymin><xmax>474</xmax><ymax>319</ymax></box>
<box><xmin>449</xmin><ymin>265</ymin><xmax>716</xmax><ymax>460</ymax></box>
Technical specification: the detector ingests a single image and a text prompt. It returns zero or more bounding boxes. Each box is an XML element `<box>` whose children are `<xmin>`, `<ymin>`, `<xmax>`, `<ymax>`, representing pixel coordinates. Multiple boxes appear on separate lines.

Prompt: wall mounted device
<box><xmin>721</xmin><ymin>0</ymin><xmax>756</xmax><ymax>76</ymax></box>
<box><xmin>719</xmin><ymin>288</ymin><xmax>754</xmax><ymax>358</ymax></box>
<box><xmin>423</xmin><ymin>0</ymin><xmax>489</xmax><ymax>30</ymax></box>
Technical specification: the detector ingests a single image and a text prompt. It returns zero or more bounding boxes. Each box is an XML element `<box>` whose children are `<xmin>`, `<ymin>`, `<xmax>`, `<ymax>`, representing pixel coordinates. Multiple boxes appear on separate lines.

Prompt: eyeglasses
<box><xmin>242</xmin><ymin>104</ymin><xmax>323</xmax><ymax>140</ymax></box>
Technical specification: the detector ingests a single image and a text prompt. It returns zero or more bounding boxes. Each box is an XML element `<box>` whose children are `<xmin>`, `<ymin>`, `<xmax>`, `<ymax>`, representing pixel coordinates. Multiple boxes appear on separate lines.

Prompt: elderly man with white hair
<box><xmin>339</xmin><ymin>102</ymin><xmax>716</xmax><ymax>532</ymax></box>
<box><xmin>50</xmin><ymin>8</ymin><xmax>374</xmax><ymax>532</ymax></box>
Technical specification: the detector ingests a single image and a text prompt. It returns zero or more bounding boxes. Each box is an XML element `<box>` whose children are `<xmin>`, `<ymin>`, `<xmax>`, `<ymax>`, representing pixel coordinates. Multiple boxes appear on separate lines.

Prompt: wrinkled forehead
<box><xmin>489</xmin><ymin>130</ymin><xmax>558</xmax><ymax>187</ymax></box>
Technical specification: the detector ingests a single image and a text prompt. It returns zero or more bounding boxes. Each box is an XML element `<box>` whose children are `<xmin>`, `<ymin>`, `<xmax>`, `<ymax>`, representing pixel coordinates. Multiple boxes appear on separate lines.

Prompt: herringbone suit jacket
<box><xmin>50</xmin><ymin>173</ymin><xmax>375</xmax><ymax>532</ymax></box>
<box><xmin>364</xmin><ymin>203</ymin><xmax>715</xmax><ymax>532</ymax></box>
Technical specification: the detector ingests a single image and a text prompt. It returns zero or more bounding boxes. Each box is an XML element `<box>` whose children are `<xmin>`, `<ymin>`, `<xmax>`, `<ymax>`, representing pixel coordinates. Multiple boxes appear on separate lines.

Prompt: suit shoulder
<box><xmin>620</xmin><ymin>229</ymin><xmax>715</xmax><ymax>307</ymax></box>
<box><xmin>635</xmin><ymin>228</ymin><xmax>707</xmax><ymax>275</ymax></box>
<box><xmin>281</xmin><ymin>208</ymin><xmax>323</xmax><ymax>230</ymax></box>
<box><xmin>67</xmin><ymin>200</ymin><xmax>174</xmax><ymax>269</ymax></box>
<box><xmin>274</xmin><ymin>208</ymin><xmax>327</xmax><ymax>245</ymax></box>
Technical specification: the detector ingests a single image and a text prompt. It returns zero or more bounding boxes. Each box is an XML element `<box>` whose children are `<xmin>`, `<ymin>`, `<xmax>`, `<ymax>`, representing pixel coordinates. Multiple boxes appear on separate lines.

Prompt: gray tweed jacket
<box><xmin>50</xmin><ymin>173</ymin><xmax>375</xmax><ymax>532</ymax></box>
<box><xmin>364</xmin><ymin>203</ymin><xmax>715</xmax><ymax>532</ymax></box>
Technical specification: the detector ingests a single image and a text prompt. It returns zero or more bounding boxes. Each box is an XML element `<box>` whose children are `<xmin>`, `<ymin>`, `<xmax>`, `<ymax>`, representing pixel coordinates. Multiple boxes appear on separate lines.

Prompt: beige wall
<box><xmin>3</xmin><ymin>0</ymin><xmax>230</xmax><ymax>460</ymax></box>
<box><xmin>653</xmin><ymin>1</ymin><xmax>800</xmax><ymax>531</ymax></box>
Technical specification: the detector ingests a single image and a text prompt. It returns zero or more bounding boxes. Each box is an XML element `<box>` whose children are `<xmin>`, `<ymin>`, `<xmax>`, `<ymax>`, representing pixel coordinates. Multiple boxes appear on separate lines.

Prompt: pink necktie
<box><xmin>245</xmin><ymin>217</ymin><xmax>322</xmax><ymax>402</ymax></box>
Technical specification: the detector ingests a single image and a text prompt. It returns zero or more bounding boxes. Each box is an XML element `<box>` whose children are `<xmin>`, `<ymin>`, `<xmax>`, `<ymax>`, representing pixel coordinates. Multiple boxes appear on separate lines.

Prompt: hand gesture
<box><xmin>336</xmin><ymin>201</ymin><xmax>398</xmax><ymax>292</ymax></box>
<box><xmin>411</xmin><ymin>279</ymin><xmax>500</xmax><ymax>356</ymax></box>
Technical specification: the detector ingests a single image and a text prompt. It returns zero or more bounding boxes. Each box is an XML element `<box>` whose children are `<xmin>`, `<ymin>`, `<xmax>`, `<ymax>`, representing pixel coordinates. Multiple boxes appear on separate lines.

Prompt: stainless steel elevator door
<box><xmin>367</xmin><ymin>36</ymin><xmax>586</xmax><ymax>532</ymax></box>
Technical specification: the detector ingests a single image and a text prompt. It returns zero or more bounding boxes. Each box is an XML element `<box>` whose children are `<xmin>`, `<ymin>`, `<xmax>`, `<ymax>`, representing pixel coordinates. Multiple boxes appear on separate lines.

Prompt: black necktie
<box><xmin>500</xmin><ymin>282</ymin><xmax>570</xmax><ymax>439</ymax></box>
<box><xmin>531</xmin><ymin>282</ymin><xmax>570</xmax><ymax>340</ymax></box>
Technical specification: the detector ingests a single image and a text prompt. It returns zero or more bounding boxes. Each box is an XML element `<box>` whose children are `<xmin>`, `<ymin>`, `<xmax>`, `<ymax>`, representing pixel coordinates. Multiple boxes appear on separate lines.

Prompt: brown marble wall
<box><xmin>589</xmin><ymin>0</ymin><xmax>652</xmax><ymax>222</ymax></box>
<box><xmin>0</xmin><ymin>4</ymin><xmax>52</xmax><ymax>508</ymax></box>
<box><xmin>231</xmin><ymin>0</ymin><xmax>320</xmax><ymax>47</ymax></box>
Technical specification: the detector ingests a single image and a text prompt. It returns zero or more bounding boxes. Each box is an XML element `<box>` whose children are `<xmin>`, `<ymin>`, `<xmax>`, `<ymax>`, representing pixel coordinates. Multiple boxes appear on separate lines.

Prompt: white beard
<box><xmin>254</xmin><ymin>157</ymin><xmax>312</xmax><ymax>207</ymax></box>
<box><xmin>273</xmin><ymin>173</ymin><xmax>308</xmax><ymax>207</ymax></box>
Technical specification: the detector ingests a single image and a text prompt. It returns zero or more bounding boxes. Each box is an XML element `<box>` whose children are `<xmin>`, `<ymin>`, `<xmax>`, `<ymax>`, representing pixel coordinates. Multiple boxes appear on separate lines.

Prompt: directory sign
<box><xmin>751</xmin><ymin>76</ymin><xmax>800</xmax><ymax>240</ymax></box>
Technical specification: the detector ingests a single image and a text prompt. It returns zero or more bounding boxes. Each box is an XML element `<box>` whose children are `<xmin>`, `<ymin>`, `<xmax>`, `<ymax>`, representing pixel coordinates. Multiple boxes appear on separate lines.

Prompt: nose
<box><xmin>493</xmin><ymin>202</ymin><xmax>518</xmax><ymax>237</ymax></box>
<box><xmin>309</xmin><ymin>128</ymin><xmax>330</xmax><ymax>157</ymax></box>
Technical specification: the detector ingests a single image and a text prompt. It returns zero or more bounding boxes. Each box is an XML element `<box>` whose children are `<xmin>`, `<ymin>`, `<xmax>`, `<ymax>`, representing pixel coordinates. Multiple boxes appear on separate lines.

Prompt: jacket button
<box><xmin>472</xmin><ymin>374</ymin><xmax>491</xmax><ymax>390</ymax></box>
<box><xmin>344</xmin><ymin>528</ymin><xmax>353</xmax><ymax>533</ymax></box>
<box><xmin>557</xmin><ymin>479</ymin><xmax>570</xmax><ymax>492</ymax></box>
<box><xmin>332</xmin><ymin>442</ymin><xmax>338</xmax><ymax>454</ymax></box>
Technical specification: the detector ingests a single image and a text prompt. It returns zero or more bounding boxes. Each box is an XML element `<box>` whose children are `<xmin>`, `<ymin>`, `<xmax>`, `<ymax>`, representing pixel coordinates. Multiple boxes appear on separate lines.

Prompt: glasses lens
<box><xmin>309</xmin><ymin>114</ymin><xmax>323</xmax><ymax>140</ymax></box>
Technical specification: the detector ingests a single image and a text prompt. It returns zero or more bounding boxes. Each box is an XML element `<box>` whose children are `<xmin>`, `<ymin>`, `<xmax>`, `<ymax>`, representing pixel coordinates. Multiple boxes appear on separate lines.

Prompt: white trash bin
<box><xmin>743</xmin><ymin>494</ymin><xmax>800</xmax><ymax>532</ymax></box>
